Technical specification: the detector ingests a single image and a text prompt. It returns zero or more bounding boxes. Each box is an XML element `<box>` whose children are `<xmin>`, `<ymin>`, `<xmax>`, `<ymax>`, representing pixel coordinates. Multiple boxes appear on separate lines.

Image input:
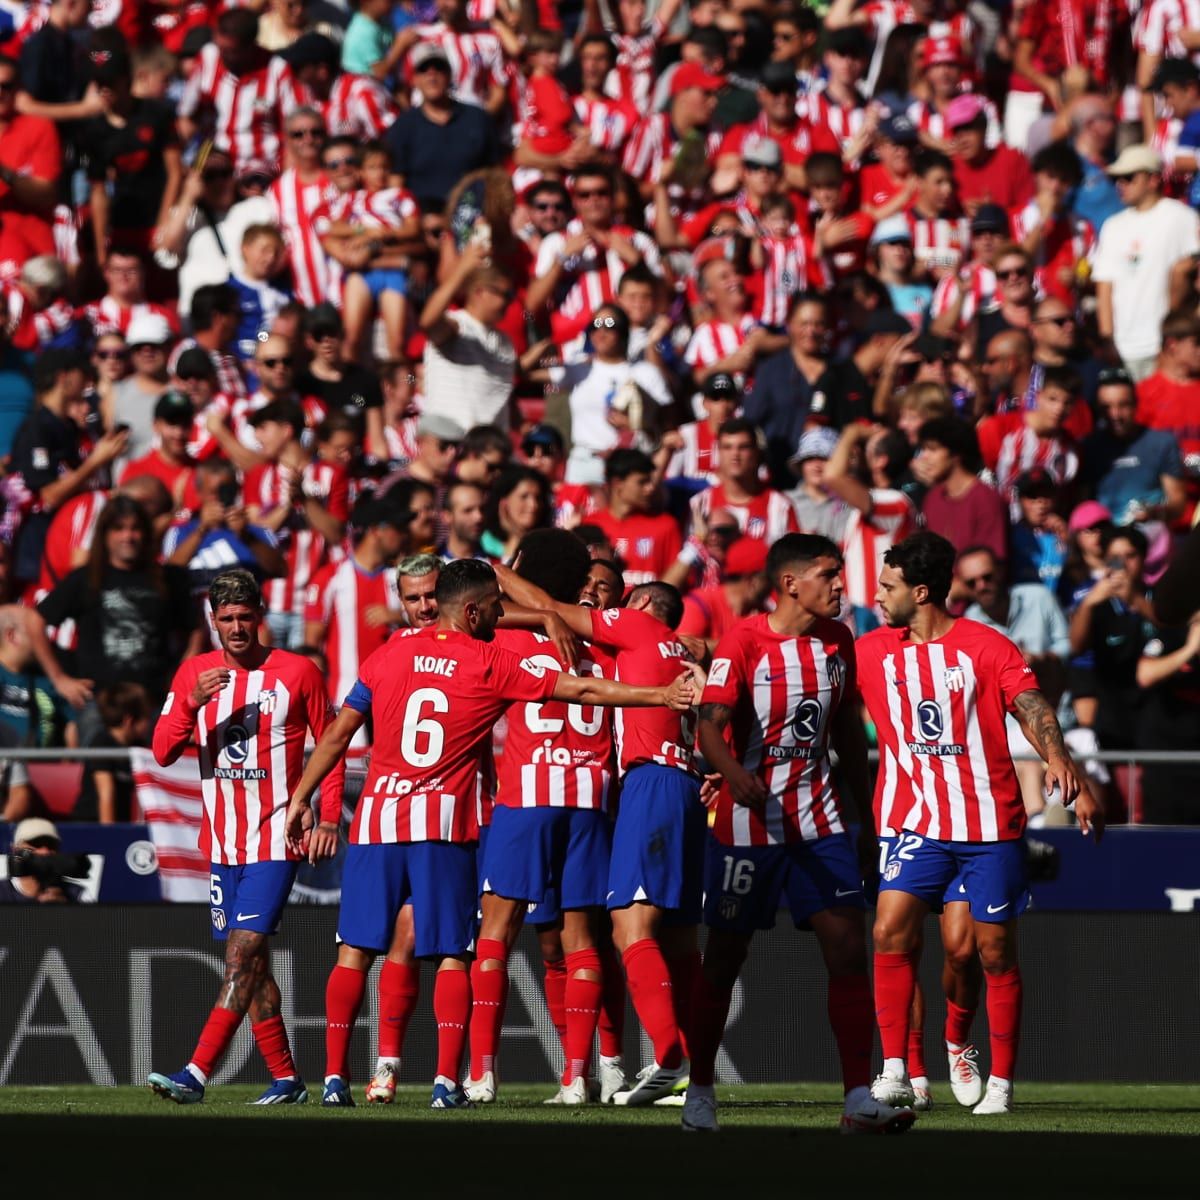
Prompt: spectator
<box><xmin>177</xmin><ymin>283</ymin><xmax>247</xmax><ymax>401</ymax></box>
<box><xmin>1008</xmin><ymin>468</ymin><xmax>1068</xmax><ymax>592</ymax></box>
<box><xmin>1030</xmin><ymin>297</ymin><xmax>1100</xmax><ymax>421</ymax></box>
<box><xmin>914</xmin><ymin>415</ymin><xmax>1008</xmax><ymax>562</ymax></box>
<box><xmin>1068</xmin><ymin>96</ymin><xmax>1122</xmax><ymax>234</ymax></box>
<box><xmin>590</xmin><ymin>448</ymin><xmax>683</xmax><ymax>588</ymax></box>
<box><xmin>398</xmin><ymin>413</ymin><xmax>464</xmax><ymax>492</ymax></box>
<box><xmin>978</xmin><ymin>328</ymin><xmax>1034</xmax><ymax>421</ymax></box>
<box><xmin>868</xmin><ymin>218</ymin><xmax>931</xmax><ymax>331</ymax></box>
<box><xmin>73</xmin><ymin>681</ymin><xmax>150</xmax><ymax>823</ymax></box>
<box><xmin>0</xmin><ymin>604</ymin><xmax>70</xmax><ymax>751</ymax></box>
<box><xmin>785</xmin><ymin>426</ymin><xmax>848</xmax><ymax>541</ymax></box>
<box><xmin>293</xmin><ymin>304</ymin><xmax>383</xmax><ymax>428</ymax></box>
<box><xmin>904</xmin><ymin>148</ymin><xmax>969</xmax><ymax>281</ymax></box>
<box><xmin>481</xmin><ymin>465</ymin><xmax>551</xmax><ymax>562</ymax></box>
<box><xmin>948</xmin><ymin>95</ymin><xmax>1035</xmax><ymax>216</ymax></box>
<box><xmin>676</xmin><ymin>536</ymin><xmax>770</xmax><ymax>650</ymax></box>
<box><xmin>112</xmin><ymin>312</ymin><xmax>173</xmax><ymax>465</ymax></box>
<box><xmin>1136</xmin><ymin>311</ymin><xmax>1200</xmax><ymax>516</ymax></box>
<box><xmin>1093</xmin><ymin>145</ymin><xmax>1200</xmax><ymax>380</ymax></box>
<box><xmin>17</xmin><ymin>0</ymin><xmax>94</xmax><ymax>125</ymax></box>
<box><xmin>665</xmin><ymin>371</ymin><xmax>740</xmax><ymax>487</ymax></box>
<box><xmin>30</xmin><ymin>494</ymin><xmax>198</xmax><ymax>736</ymax></box>
<box><xmin>228</xmin><ymin>224</ymin><xmax>290</xmax><ymax>364</ymax></box>
<box><xmin>454</xmin><ymin>425</ymin><xmax>510</xmax><ymax>490</ymax></box>
<box><xmin>0</xmin><ymin>817</ymin><xmax>81</xmax><ymax>903</ymax></box>
<box><xmin>440</xmin><ymin>479</ymin><xmax>486</xmax><ymax>561</ymax></box>
<box><xmin>973</xmin><ymin>245</ymin><xmax>1037</xmax><ymax>360</ymax></box>
<box><xmin>117</xmin><ymin>391</ymin><xmax>200</xmax><ymax>512</ymax></box>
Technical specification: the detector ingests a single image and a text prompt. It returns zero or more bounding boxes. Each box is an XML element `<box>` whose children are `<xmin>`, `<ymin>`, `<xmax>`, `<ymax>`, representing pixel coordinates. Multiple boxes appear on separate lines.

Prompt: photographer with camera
<box><xmin>1</xmin><ymin>818</ymin><xmax>86</xmax><ymax>904</ymax></box>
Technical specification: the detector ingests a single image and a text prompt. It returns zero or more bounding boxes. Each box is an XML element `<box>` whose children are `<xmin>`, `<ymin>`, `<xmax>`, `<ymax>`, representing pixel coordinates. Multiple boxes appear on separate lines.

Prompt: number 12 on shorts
<box><xmin>722</xmin><ymin>855</ymin><xmax>755</xmax><ymax>895</ymax></box>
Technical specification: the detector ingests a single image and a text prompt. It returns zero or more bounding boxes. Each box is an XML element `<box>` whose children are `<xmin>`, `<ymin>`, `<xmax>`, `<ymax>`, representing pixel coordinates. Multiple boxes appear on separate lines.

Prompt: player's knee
<box><xmin>872</xmin><ymin>915</ymin><xmax>918</xmax><ymax>954</ymax></box>
<box><xmin>943</xmin><ymin>937</ymin><xmax>976</xmax><ymax>974</ymax></box>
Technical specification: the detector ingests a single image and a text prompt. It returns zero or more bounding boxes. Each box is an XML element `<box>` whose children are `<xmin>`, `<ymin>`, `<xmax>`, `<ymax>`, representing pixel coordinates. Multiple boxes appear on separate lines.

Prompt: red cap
<box><xmin>723</xmin><ymin>537</ymin><xmax>768</xmax><ymax>578</ymax></box>
<box><xmin>921</xmin><ymin>36</ymin><xmax>963</xmax><ymax>69</ymax></box>
<box><xmin>670</xmin><ymin>62</ymin><xmax>726</xmax><ymax>97</ymax></box>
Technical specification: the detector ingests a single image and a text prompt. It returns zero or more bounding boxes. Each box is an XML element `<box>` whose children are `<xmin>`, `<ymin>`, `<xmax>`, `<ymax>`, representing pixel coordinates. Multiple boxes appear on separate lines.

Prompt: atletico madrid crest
<box><xmin>943</xmin><ymin>667</ymin><xmax>965</xmax><ymax>693</ymax></box>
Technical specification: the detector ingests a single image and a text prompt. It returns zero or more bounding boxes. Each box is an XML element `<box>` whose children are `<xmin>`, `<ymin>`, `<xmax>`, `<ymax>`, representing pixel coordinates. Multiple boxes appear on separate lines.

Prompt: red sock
<box><xmin>378</xmin><ymin>961</ymin><xmax>420</xmax><ymax>1060</ymax></box>
<box><xmin>666</xmin><ymin>950</ymin><xmax>701</xmax><ymax>1061</ymax></box>
<box><xmin>873</xmin><ymin>951</ymin><xmax>916</xmax><ymax>1063</ymax></box>
<box><xmin>542</xmin><ymin>955</ymin><xmax>567</xmax><ymax>1049</ymax></box>
<box><xmin>324</xmin><ymin>964</ymin><xmax>367</xmax><ymax>1081</ymax></box>
<box><xmin>944</xmin><ymin>998</ymin><xmax>974</xmax><ymax>1048</ymax></box>
<box><xmin>907</xmin><ymin>1027</ymin><xmax>927</xmax><ymax>1080</ymax></box>
<box><xmin>686</xmin><ymin>969</ymin><xmax>733</xmax><ymax>1088</ymax></box>
<box><xmin>469</xmin><ymin>939</ymin><xmax>507</xmax><ymax>1080</ymax></box>
<box><xmin>562</xmin><ymin>948</ymin><xmax>603</xmax><ymax>1085</ymax></box>
<box><xmin>621</xmin><ymin>939</ymin><xmax>681</xmax><ymax>1070</ymax></box>
<box><xmin>985</xmin><ymin>967</ymin><xmax>1022</xmax><ymax>1081</ymax></box>
<box><xmin>251</xmin><ymin>1015</ymin><xmax>296</xmax><ymax>1081</ymax></box>
<box><xmin>827</xmin><ymin>973</ymin><xmax>874</xmax><ymax>1093</ymax></box>
<box><xmin>597</xmin><ymin>943</ymin><xmax>625</xmax><ymax>1058</ymax></box>
<box><xmin>434</xmin><ymin>967</ymin><xmax>471</xmax><ymax>1083</ymax></box>
<box><xmin>189</xmin><ymin>1006</ymin><xmax>242</xmax><ymax>1079</ymax></box>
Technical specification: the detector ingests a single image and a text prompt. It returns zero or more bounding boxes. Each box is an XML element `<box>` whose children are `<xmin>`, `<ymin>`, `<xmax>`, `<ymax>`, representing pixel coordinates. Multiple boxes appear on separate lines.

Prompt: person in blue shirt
<box><xmin>227</xmin><ymin>225</ymin><xmax>291</xmax><ymax>366</ymax></box>
<box><xmin>1149</xmin><ymin>58</ymin><xmax>1200</xmax><ymax>208</ymax></box>
<box><xmin>1008</xmin><ymin>468</ymin><xmax>1067</xmax><ymax>592</ymax></box>
<box><xmin>1069</xmin><ymin>95</ymin><xmax>1123</xmax><ymax>233</ymax></box>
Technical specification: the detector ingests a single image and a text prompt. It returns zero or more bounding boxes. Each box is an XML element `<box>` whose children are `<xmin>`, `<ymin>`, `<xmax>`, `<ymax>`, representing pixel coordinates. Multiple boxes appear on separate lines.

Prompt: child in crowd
<box><xmin>228</xmin><ymin>225</ymin><xmax>291</xmax><ymax>366</ymax></box>
<box><xmin>75</xmin><ymin>683</ymin><xmax>151</xmax><ymax>824</ymax></box>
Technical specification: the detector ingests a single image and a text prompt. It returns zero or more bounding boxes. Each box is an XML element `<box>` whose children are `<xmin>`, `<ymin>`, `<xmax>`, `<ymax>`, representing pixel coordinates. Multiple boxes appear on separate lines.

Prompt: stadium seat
<box><xmin>26</xmin><ymin>762</ymin><xmax>84</xmax><ymax>818</ymax></box>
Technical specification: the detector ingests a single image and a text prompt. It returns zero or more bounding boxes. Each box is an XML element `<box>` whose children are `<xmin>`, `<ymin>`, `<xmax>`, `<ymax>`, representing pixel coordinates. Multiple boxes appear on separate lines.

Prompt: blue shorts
<box><xmin>607</xmin><ymin>764</ymin><xmax>706</xmax><ymax>922</ymax></box>
<box><xmin>703</xmin><ymin>832</ymin><xmax>866</xmax><ymax>934</ymax></box>
<box><xmin>483</xmin><ymin>805</ymin><xmax>611</xmax><ymax>910</ymax></box>
<box><xmin>359</xmin><ymin>268</ymin><xmax>408</xmax><ymax>299</ymax></box>
<box><xmin>338</xmin><ymin>842</ymin><xmax>477</xmax><ymax>958</ymax></box>
<box><xmin>877</xmin><ymin>835</ymin><xmax>967</xmax><ymax>910</ymax></box>
<box><xmin>476</xmin><ymin>823</ymin><xmax>491</xmax><ymax>900</ymax></box>
<box><xmin>208</xmin><ymin>861</ymin><xmax>296</xmax><ymax>941</ymax></box>
<box><xmin>878</xmin><ymin>834</ymin><xmax>1029</xmax><ymax>923</ymax></box>
<box><xmin>526</xmin><ymin>886</ymin><xmax>560</xmax><ymax>927</ymax></box>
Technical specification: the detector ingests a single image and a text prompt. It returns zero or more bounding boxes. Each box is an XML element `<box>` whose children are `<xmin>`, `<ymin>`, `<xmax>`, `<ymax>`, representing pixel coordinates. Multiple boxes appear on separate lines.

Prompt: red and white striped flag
<box><xmin>132</xmin><ymin>748</ymin><xmax>209</xmax><ymax>902</ymax></box>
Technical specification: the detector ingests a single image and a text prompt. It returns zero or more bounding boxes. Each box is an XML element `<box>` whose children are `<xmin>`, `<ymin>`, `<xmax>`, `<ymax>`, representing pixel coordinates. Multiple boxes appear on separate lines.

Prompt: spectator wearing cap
<box><xmin>8</xmin><ymin>351</ymin><xmax>129</xmax><ymax>582</ymax></box>
<box><xmin>782</xmin><ymin>426</ymin><xmax>847</xmax><ymax>540</ymax></box>
<box><xmin>1081</xmin><ymin>369</ymin><xmax>1187</xmax><ymax>527</ymax></box>
<box><xmin>665</xmin><ymin>372</ymin><xmax>740</xmax><ymax>486</ymax></box>
<box><xmin>399</xmin><ymin>412</ymin><xmax>465</xmax><ymax>493</ymax></box>
<box><xmin>1094</xmin><ymin>144</ymin><xmax>1200</xmax><ymax>380</ymax></box>
<box><xmin>1008</xmin><ymin>468</ymin><xmax>1068</xmax><ymax>590</ymax></box>
<box><xmin>1069</xmin><ymin>95</ymin><xmax>1121</xmax><ymax>234</ymax></box>
<box><xmin>0</xmin><ymin>53</ymin><xmax>60</xmax><ymax>280</ymax></box>
<box><xmin>0</xmin><ymin>818</ymin><xmax>80</xmax><ymax>904</ymax></box>
<box><xmin>522</xmin><ymin>422</ymin><xmax>565</xmax><ymax>478</ymax></box>
<box><xmin>958</xmin><ymin>543</ymin><xmax>1070</xmax><ymax>822</ymax></box>
<box><xmin>929</xmin><ymin>203</ymin><xmax>1008</xmax><ymax>338</ymax></box>
<box><xmin>83</xmin><ymin>44</ymin><xmax>182</xmax><ymax>266</ymax></box>
<box><xmin>112</xmin><ymin>312</ymin><xmax>173</xmax><ymax>468</ymax></box>
<box><xmin>947</xmin><ymin>95</ymin><xmax>1034</xmax><ymax>216</ymax></box>
<box><xmin>868</xmin><ymin>219</ymin><xmax>931</xmax><ymax>331</ymax></box>
<box><xmin>859</xmin><ymin>112</ymin><xmax>918</xmax><ymax>223</ymax></box>
<box><xmin>1060</xmin><ymin>499</ymin><xmax>1113</xmax><ymax>607</ymax></box>
<box><xmin>714</xmin><ymin>60</ymin><xmax>839</xmax><ymax>195</ymax></box>
<box><xmin>402</xmin><ymin>0</ymin><xmax>507</xmax><ymax>115</ymax></box>
<box><xmin>243</xmin><ymin>399</ymin><xmax>350</xmax><ymax>648</ymax></box>
<box><xmin>589</xmin><ymin>448</ymin><xmax>683</xmax><ymax>589</ymax></box>
<box><xmin>676</xmin><ymin>536</ymin><xmax>770</xmax><ymax>651</ymax></box>
<box><xmin>913</xmin><ymin>415</ymin><xmax>1009</xmax><ymax>564</ymax></box>
<box><xmin>748</xmin><ymin>293</ymin><xmax>839</xmax><ymax>486</ymax></box>
<box><xmin>909</xmin><ymin>36</ymin><xmax>1001</xmax><ymax>154</ymax></box>
<box><xmin>419</xmin><ymin>240</ymin><xmax>518</xmax><ymax>432</ymax></box>
<box><xmin>116</xmin><ymin>391</ymin><xmax>200</xmax><ymax>513</ymax></box>
<box><xmin>383</xmin><ymin>41</ymin><xmax>501</xmax><ymax>208</ymax></box>
<box><xmin>1137</xmin><ymin>312</ymin><xmax>1200</xmax><ymax>515</ymax></box>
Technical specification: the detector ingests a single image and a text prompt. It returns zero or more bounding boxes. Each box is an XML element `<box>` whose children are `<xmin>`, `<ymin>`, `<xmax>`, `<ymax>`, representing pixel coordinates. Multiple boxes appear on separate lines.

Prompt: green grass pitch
<box><xmin>2</xmin><ymin>1083</ymin><xmax>1197</xmax><ymax>1196</ymax></box>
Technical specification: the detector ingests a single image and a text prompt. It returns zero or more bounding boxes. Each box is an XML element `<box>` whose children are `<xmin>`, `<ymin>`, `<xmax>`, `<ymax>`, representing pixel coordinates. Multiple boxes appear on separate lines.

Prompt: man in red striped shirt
<box><xmin>685</xmin><ymin>533</ymin><xmax>910</xmax><ymax>1135</ymax></box>
<box><xmin>148</xmin><ymin>568</ymin><xmax>345</xmax><ymax>1107</ymax></box>
<box><xmin>859</xmin><ymin>532</ymin><xmax>1099</xmax><ymax>1116</ymax></box>
<box><xmin>286</xmin><ymin>558</ymin><xmax>695</xmax><ymax>1108</ymax></box>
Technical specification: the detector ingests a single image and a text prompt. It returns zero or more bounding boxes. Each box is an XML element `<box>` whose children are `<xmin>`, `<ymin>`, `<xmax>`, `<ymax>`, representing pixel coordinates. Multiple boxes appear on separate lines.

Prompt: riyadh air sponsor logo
<box><xmin>792</xmin><ymin>698</ymin><xmax>823</xmax><ymax>741</ymax></box>
<box><xmin>907</xmin><ymin>700</ymin><xmax>964</xmax><ymax>756</ymax></box>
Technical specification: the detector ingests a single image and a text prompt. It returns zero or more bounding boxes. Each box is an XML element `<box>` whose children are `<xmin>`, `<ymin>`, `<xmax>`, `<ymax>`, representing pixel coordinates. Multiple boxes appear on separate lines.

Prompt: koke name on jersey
<box><xmin>413</xmin><ymin>655</ymin><xmax>458</xmax><ymax>677</ymax></box>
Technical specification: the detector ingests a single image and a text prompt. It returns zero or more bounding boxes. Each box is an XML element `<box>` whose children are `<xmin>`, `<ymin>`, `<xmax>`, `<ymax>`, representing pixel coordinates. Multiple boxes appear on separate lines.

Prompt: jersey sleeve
<box><xmin>488</xmin><ymin>642</ymin><xmax>561</xmax><ymax>702</ymax></box>
<box><xmin>151</xmin><ymin>659</ymin><xmax>201</xmax><ymax>766</ymax></box>
<box><xmin>588</xmin><ymin>605</ymin><xmax>658</xmax><ymax>651</ymax></box>
<box><xmin>676</xmin><ymin>594</ymin><xmax>712</xmax><ymax>639</ymax></box>
<box><xmin>700</xmin><ymin>628</ymin><xmax>746</xmax><ymax>709</ymax></box>
<box><xmin>992</xmin><ymin>632</ymin><xmax>1039</xmax><ymax>711</ymax></box>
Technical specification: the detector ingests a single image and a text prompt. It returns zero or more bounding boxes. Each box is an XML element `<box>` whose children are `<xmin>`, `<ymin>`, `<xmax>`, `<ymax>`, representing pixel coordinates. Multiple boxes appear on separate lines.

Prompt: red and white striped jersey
<box><xmin>1135</xmin><ymin>0</ymin><xmax>1200</xmax><ymax>59</ymax></box>
<box><xmin>840</xmin><ymin>489</ymin><xmax>920</xmax><ymax>609</ymax></box>
<box><xmin>861</xmin><ymin>2</ymin><xmax>977</xmax><ymax>87</ymax></box>
<box><xmin>905</xmin><ymin>209</ymin><xmax>971</xmax><ymax>277</ymax></box>
<box><xmin>907</xmin><ymin>96</ymin><xmax>1001</xmax><ymax>148</ymax></box>
<box><xmin>493</xmin><ymin>629</ymin><xmax>615</xmax><ymax>812</ymax></box>
<box><xmin>178</xmin><ymin>43</ymin><xmax>309</xmax><ymax>170</ymax></box>
<box><xmin>690</xmin><ymin>482</ymin><xmax>799</xmax><ymax>545</ymax></box>
<box><xmin>186</xmin><ymin>393</ymin><xmax>239</xmax><ymax>462</ymax></box>
<box><xmin>169</xmin><ymin>341</ymin><xmax>248</xmax><ymax>402</ymax></box>
<box><xmin>704</xmin><ymin>613</ymin><xmax>853</xmax><ymax>845</ymax></box>
<box><xmin>269</xmin><ymin>169</ymin><xmax>336</xmax><ymax>308</ymax></box>
<box><xmin>76</xmin><ymin>297</ymin><xmax>180</xmax><ymax>341</ymax></box>
<box><xmin>324</xmin><ymin>71</ymin><xmax>398</xmax><ymax>140</ymax></box>
<box><xmin>753</xmin><ymin>232</ymin><xmax>831</xmax><ymax>328</ymax></box>
<box><xmin>993</xmin><ymin>425</ymin><xmax>1080</xmax><ymax>508</ymax></box>
<box><xmin>384</xmin><ymin>416</ymin><xmax>421</xmax><ymax>465</ymax></box>
<box><xmin>552</xmin><ymin>481</ymin><xmax>600</xmax><ymax>527</ymax></box>
<box><xmin>573</xmin><ymin>93</ymin><xmax>640</xmax><ymax>155</ymax></box>
<box><xmin>1008</xmin><ymin>201</ymin><xmax>1094</xmax><ymax>304</ymax></box>
<box><xmin>666</xmin><ymin>420</ymin><xmax>721</xmax><ymax>483</ymax></box>
<box><xmin>855</xmin><ymin>620</ymin><xmax>1037</xmax><ymax>841</ymax></box>
<box><xmin>304</xmin><ymin>555</ymin><xmax>402</xmax><ymax>708</ymax></box>
<box><xmin>244</xmin><ymin>460</ymin><xmax>350</xmax><ymax>617</ymax></box>
<box><xmin>588</xmin><ymin>606</ymin><xmax>698</xmax><ymax>777</ymax></box>
<box><xmin>611</xmin><ymin>19</ymin><xmax>665</xmax><ymax>111</ymax></box>
<box><xmin>684</xmin><ymin>315</ymin><xmax>758</xmax><ymax>387</ymax></box>
<box><xmin>345</xmin><ymin>627</ymin><xmax>558</xmax><ymax>844</ymax></box>
<box><xmin>350</xmin><ymin>185</ymin><xmax>419</xmax><ymax>231</ymax></box>
<box><xmin>533</xmin><ymin>221</ymin><xmax>661</xmax><ymax>337</ymax></box>
<box><xmin>799</xmin><ymin>88</ymin><xmax>868</xmax><ymax>156</ymax></box>
<box><xmin>622</xmin><ymin>114</ymin><xmax>723</xmax><ymax>219</ymax></box>
<box><xmin>717</xmin><ymin>113</ymin><xmax>840</xmax><ymax>168</ymax></box>
<box><xmin>152</xmin><ymin>650</ymin><xmax>344</xmax><ymax>864</ymax></box>
<box><xmin>930</xmin><ymin>261</ymin><xmax>997</xmax><ymax>328</ymax></box>
<box><xmin>2</xmin><ymin>287</ymin><xmax>74</xmax><ymax>351</ymax></box>
<box><xmin>409</xmin><ymin>22</ymin><xmax>507</xmax><ymax>109</ymax></box>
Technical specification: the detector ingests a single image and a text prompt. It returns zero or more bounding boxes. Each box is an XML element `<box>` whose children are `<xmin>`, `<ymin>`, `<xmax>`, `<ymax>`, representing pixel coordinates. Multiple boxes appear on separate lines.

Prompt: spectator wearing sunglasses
<box><xmin>1029</xmin><ymin>298</ymin><xmax>1099</xmax><ymax>432</ymax></box>
<box><xmin>521</xmin><ymin>179</ymin><xmax>571</xmax><ymax>259</ymax></box>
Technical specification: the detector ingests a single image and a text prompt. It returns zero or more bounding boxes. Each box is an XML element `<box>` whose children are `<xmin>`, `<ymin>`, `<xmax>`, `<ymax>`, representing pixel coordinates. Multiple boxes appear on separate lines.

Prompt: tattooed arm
<box><xmin>697</xmin><ymin>702</ymin><xmax>768</xmax><ymax>811</ymax></box>
<box><xmin>1012</xmin><ymin>689</ymin><xmax>1103</xmax><ymax>839</ymax></box>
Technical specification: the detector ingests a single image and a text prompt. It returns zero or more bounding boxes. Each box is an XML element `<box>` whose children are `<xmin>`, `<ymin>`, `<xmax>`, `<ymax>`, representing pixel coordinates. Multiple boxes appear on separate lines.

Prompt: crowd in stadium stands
<box><xmin>2</xmin><ymin>0</ymin><xmax>1200</xmax><ymax>830</ymax></box>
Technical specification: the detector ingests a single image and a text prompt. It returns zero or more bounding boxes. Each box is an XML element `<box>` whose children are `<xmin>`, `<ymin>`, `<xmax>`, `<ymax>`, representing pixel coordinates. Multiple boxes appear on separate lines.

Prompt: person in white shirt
<box><xmin>1092</xmin><ymin>144</ymin><xmax>1200</xmax><ymax>381</ymax></box>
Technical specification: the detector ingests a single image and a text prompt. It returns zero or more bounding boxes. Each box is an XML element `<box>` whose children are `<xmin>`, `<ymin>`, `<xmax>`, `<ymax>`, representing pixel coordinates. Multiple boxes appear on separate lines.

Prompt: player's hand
<box><xmin>56</xmin><ymin>674</ymin><xmax>94</xmax><ymax>710</ymax></box>
<box><xmin>364</xmin><ymin>603</ymin><xmax>395</xmax><ymax>628</ymax></box>
<box><xmin>307</xmin><ymin>821</ymin><xmax>340</xmax><ymax>865</ymax></box>
<box><xmin>189</xmin><ymin>667</ymin><xmax>230</xmax><ymax>707</ymax></box>
<box><xmin>1073</xmin><ymin>786</ymin><xmax>1105</xmax><ymax>843</ymax></box>
<box><xmin>677</xmin><ymin>634</ymin><xmax>710</xmax><ymax>669</ymax></box>
<box><xmin>285</xmin><ymin>796</ymin><xmax>314</xmax><ymax>855</ymax></box>
<box><xmin>727</xmin><ymin>763</ymin><xmax>769</xmax><ymax>811</ymax></box>
<box><xmin>1044</xmin><ymin>754</ymin><xmax>1081</xmax><ymax>808</ymax></box>
<box><xmin>699</xmin><ymin>771</ymin><xmax>722</xmax><ymax>809</ymax></box>
<box><xmin>543</xmin><ymin>612</ymin><xmax>579</xmax><ymax>670</ymax></box>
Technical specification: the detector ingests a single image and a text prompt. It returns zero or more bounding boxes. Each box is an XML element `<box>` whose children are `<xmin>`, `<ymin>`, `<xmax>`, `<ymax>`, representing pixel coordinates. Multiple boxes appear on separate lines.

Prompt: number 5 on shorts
<box><xmin>209</xmin><ymin>873</ymin><xmax>223</xmax><ymax>906</ymax></box>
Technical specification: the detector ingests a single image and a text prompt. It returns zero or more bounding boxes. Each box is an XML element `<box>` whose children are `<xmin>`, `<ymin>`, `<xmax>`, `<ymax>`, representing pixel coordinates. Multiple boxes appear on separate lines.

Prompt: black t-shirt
<box><xmin>295</xmin><ymin>365</ymin><xmax>382</xmax><ymax>422</ymax></box>
<box><xmin>824</xmin><ymin>358</ymin><xmax>873</xmax><ymax>429</ymax></box>
<box><xmin>383</xmin><ymin>102</ymin><xmax>500</xmax><ymax>206</ymax></box>
<box><xmin>1137</xmin><ymin>626</ymin><xmax>1200</xmax><ymax>748</ymax></box>
<box><xmin>73</xmin><ymin>728</ymin><xmax>134</xmax><ymax>823</ymax></box>
<box><xmin>1087</xmin><ymin>597</ymin><xmax>1156</xmax><ymax>748</ymax></box>
<box><xmin>83</xmin><ymin>99</ymin><xmax>178</xmax><ymax>232</ymax></box>
<box><xmin>36</xmin><ymin>564</ymin><xmax>195</xmax><ymax>697</ymax></box>
<box><xmin>19</xmin><ymin>24</ymin><xmax>85</xmax><ymax>105</ymax></box>
<box><xmin>0</xmin><ymin>877</ymin><xmax>82</xmax><ymax>904</ymax></box>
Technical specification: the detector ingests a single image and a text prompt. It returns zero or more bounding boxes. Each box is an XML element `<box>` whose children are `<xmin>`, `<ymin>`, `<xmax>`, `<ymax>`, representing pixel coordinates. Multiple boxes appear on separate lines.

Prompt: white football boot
<box><xmin>948</xmin><ymin>1044</ymin><xmax>985</xmax><ymax>1107</ymax></box>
